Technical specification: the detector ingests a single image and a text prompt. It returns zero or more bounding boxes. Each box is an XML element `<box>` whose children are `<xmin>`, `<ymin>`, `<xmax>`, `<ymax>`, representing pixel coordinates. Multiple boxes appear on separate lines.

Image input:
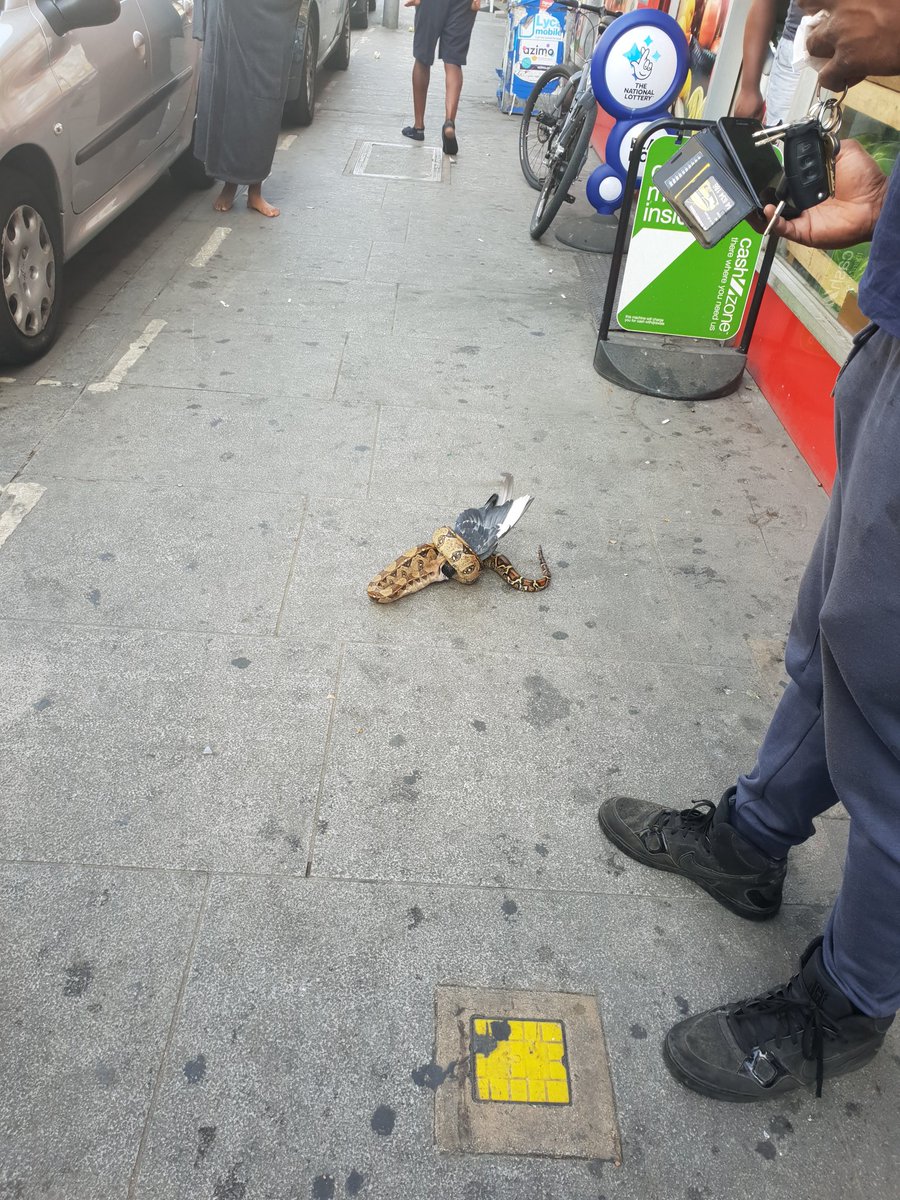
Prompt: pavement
<box><xmin>1</xmin><ymin>10</ymin><xmax>898</xmax><ymax>1200</ymax></box>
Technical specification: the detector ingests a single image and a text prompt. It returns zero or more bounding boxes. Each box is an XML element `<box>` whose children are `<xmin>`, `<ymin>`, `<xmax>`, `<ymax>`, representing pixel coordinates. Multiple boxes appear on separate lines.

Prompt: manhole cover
<box><xmin>346</xmin><ymin>141</ymin><xmax>443</xmax><ymax>182</ymax></box>
<box><xmin>432</xmin><ymin>985</ymin><xmax>620</xmax><ymax>1161</ymax></box>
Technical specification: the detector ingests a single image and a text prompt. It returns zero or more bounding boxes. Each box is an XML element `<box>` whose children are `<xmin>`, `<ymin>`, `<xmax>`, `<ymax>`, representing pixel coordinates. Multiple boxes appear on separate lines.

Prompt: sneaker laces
<box><xmin>729</xmin><ymin>977</ymin><xmax>843</xmax><ymax>1098</ymax></box>
<box><xmin>647</xmin><ymin>799</ymin><xmax>717</xmax><ymax>844</ymax></box>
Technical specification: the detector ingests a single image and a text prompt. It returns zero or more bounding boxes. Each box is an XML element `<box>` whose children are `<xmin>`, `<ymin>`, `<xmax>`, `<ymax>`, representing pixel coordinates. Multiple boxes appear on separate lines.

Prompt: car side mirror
<box><xmin>36</xmin><ymin>0</ymin><xmax>122</xmax><ymax>37</ymax></box>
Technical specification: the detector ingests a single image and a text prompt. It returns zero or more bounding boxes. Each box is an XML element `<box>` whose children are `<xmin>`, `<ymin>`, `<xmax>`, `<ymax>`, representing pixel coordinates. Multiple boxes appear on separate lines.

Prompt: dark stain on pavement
<box><xmin>311</xmin><ymin>1175</ymin><xmax>335</xmax><ymax>1199</ymax></box>
<box><xmin>755</xmin><ymin>1140</ymin><xmax>777</xmax><ymax>1161</ymax></box>
<box><xmin>33</xmin><ymin>697</ymin><xmax>53</xmax><ymax>712</ymax></box>
<box><xmin>471</xmin><ymin>1019</ymin><xmax>511</xmax><ymax>1060</ymax></box>
<box><xmin>411</xmin><ymin>1057</ymin><xmax>457</xmax><ymax>1090</ymax></box>
<box><xmin>523</xmin><ymin>674</ymin><xmax>571</xmax><ymax>728</ymax></box>
<box><xmin>63</xmin><ymin>961</ymin><xmax>93</xmax><ymax>998</ymax></box>
<box><xmin>184</xmin><ymin>1054</ymin><xmax>207</xmax><ymax>1084</ymax></box>
<box><xmin>389</xmin><ymin>733</ymin><xmax>407</xmax><ymax>747</ymax></box>
<box><xmin>472</xmin><ymin>719</ymin><xmax>487</xmax><ymax>733</ymax></box>
<box><xmin>87</xmin><ymin>588</ymin><xmax>101</xmax><ymax>607</ymax></box>
<box><xmin>194</xmin><ymin>1125</ymin><xmax>217</xmax><ymax>1168</ymax></box>
<box><xmin>346</xmin><ymin>1170</ymin><xmax>365</xmax><ymax>1196</ymax></box>
<box><xmin>769</xmin><ymin>1115</ymin><xmax>793</xmax><ymax>1139</ymax></box>
<box><xmin>534</xmin><ymin>843</ymin><xmax>549</xmax><ymax>858</ymax></box>
<box><xmin>501</xmin><ymin>898</ymin><xmax>518</xmax><ymax>920</ymax></box>
<box><xmin>230</xmin><ymin>657</ymin><xmax>250</xmax><ymax>669</ymax></box>
<box><xmin>629</xmin><ymin>1024</ymin><xmax>648</xmax><ymax>1040</ymax></box>
<box><xmin>407</xmin><ymin>905</ymin><xmax>424</xmax><ymax>930</ymax></box>
<box><xmin>213</xmin><ymin>1163</ymin><xmax>247</xmax><ymax>1199</ymax></box>
<box><xmin>370</xmin><ymin>1105</ymin><xmax>395</xmax><ymax>1136</ymax></box>
<box><xmin>674</xmin><ymin>995</ymin><xmax>691</xmax><ymax>1015</ymax></box>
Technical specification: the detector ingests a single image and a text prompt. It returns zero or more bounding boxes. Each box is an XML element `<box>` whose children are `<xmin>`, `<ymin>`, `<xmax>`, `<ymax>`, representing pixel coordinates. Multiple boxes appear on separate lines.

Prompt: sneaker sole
<box><xmin>597</xmin><ymin>807</ymin><xmax>781</xmax><ymax>922</ymax></box>
<box><xmin>663</xmin><ymin>1035</ymin><xmax>884</xmax><ymax>1103</ymax></box>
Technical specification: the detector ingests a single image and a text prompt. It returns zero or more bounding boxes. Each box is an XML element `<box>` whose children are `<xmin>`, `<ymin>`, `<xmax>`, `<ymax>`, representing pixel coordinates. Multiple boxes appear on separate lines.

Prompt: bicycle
<box><xmin>518</xmin><ymin>0</ymin><xmax>608</xmax><ymax>190</ymax></box>
<box><xmin>526</xmin><ymin>5</ymin><xmax>617</xmax><ymax>240</ymax></box>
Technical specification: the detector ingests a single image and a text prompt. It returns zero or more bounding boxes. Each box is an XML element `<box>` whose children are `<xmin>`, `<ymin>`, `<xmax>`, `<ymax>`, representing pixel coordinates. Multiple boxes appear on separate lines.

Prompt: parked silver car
<box><xmin>0</xmin><ymin>0</ymin><xmax>208</xmax><ymax>365</ymax></box>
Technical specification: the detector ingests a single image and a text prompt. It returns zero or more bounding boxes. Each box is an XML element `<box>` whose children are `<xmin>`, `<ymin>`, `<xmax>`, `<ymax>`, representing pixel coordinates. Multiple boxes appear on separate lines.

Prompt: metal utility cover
<box><xmin>346</xmin><ymin>141</ymin><xmax>443</xmax><ymax>182</ymax></box>
<box><xmin>433</xmin><ymin>985</ymin><xmax>621</xmax><ymax>1161</ymax></box>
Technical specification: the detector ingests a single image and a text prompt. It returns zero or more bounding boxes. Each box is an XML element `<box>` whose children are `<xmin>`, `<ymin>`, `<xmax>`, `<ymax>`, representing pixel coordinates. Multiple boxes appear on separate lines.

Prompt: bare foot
<box><xmin>248</xmin><ymin>184</ymin><xmax>280</xmax><ymax>218</ymax></box>
<box><xmin>214</xmin><ymin>183</ymin><xmax>237</xmax><ymax>212</ymax></box>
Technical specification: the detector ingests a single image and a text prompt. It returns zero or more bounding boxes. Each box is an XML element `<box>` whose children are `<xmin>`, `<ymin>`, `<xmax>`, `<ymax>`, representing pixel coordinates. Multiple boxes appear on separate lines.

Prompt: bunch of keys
<box><xmin>753</xmin><ymin>90</ymin><xmax>845</xmax><ymax>236</ymax></box>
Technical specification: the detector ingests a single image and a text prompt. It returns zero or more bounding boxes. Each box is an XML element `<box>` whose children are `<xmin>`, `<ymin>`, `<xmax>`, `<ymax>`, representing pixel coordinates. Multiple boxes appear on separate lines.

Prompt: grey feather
<box><xmin>453</xmin><ymin>494</ymin><xmax>533</xmax><ymax>559</ymax></box>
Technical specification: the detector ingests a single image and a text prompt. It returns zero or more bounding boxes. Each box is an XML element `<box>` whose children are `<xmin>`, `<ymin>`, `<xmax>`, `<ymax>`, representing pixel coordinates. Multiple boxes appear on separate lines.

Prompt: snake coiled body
<box><xmin>368</xmin><ymin>529</ymin><xmax>551</xmax><ymax>603</ymax></box>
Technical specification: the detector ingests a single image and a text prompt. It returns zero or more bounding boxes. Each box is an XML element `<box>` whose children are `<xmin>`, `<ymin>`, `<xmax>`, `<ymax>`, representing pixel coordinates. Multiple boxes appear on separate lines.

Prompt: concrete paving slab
<box><xmin>0</xmin><ymin>479</ymin><xmax>303</xmax><ymax>633</ymax></box>
<box><xmin>23</xmin><ymin>386</ymin><xmax>376</xmax><ymax>495</ymax></box>
<box><xmin>122</xmin><ymin>316</ymin><xmax>347</xmax><ymax>399</ymax></box>
<box><xmin>0</xmin><ymin>863</ymin><xmax>205</xmax><ymax>1200</ymax></box>
<box><xmin>129</xmin><ymin>877</ymin><xmax>898</xmax><ymax>1200</ymax></box>
<box><xmin>653</xmin><ymin>518</ymin><xmax>799</xmax><ymax>670</ymax></box>
<box><xmin>278</xmin><ymin>497</ymin><xmax>694</xmax><ymax>664</ymax></box>
<box><xmin>334</xmin><ymin>329</ymin><xmax>605</xmax><ymax>416</ymax></box>
<box><xmin>394</xmin><ymin>284</ymin><xmax>592</xmax><ymax>342</ymax></box>
<box><xmin>0</xmin><ymin>383</ymin><xmax>80</xmax><ymax>471</ymax></box>
<box><xmin>146</xmin><ymin>277</ymin><xmax>400</xmax><ymax>336</ymax></box>
<box><xmin>366</xmin><ymin>404</ymin><xmax>761</xmax><ymax>524</ymax></box>
<box><xmin>309</xmin><ymin>642</ymin><xmax>842</xmax><ymax>907</ymax></box>
<box><xmin>0</xmin><ymin>623</ymin><xmax>337</xmax><ymax>871</ymax></box>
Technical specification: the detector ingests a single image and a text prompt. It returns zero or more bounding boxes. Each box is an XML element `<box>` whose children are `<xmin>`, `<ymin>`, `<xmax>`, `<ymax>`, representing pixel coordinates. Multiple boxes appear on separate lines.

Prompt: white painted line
<box><xmin>87</xmin><ymin>319</ymin><xmax>166</xmax><ymax>393</ymax></box>
<box><xmin>189</xmin><ymin>226</ymin><xmax>231</xmax><ymax>269</ymax></box>
<box><xmin>0</xmin><ymin>376</ymin><xmax>15</xmax><ymax>384</ymax></box>
<box><xmin>277</xmin><ymin>133</ymin><xmax>297</xmax><ymax>151</ymax></box>
<box><xmin>36</xmin><ymin>378</ymin><xmax>62</xmax><ymax>387</ymax></box>
<box><xmin>0</xmin><ymin>481</ymin><xmax>45</xmax><ymax>550</ymax></box>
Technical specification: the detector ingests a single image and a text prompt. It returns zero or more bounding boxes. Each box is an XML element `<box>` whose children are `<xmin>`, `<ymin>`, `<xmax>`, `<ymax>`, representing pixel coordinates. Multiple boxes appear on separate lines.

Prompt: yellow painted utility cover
<box><xmin>471</xmin><ymin>1017</ymin><xmax>571</xmax><ymax>1105</ymax></box>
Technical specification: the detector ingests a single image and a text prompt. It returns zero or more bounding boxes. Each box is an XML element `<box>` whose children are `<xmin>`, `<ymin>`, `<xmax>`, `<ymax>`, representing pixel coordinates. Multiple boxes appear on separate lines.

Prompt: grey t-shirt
<box><xmin>782</xmin><ymin>0</ymin><xmax>802</xmax><ymax>43</ymax></box>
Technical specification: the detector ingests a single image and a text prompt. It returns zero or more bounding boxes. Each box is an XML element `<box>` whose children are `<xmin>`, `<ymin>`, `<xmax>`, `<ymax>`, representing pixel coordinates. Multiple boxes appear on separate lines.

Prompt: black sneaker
<box><xmin>664</xmin><ymin>939</ymin><xmax>894</xmax><ymax>1101</ymax></box>
<box><xmin>597</xmin><ymin>791</ymin><xmax>786</xmax><ymax>920</ymax></box>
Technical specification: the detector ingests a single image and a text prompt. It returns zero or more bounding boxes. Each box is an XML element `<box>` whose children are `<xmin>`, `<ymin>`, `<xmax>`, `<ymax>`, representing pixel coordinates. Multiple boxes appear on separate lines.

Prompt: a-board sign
<box><xmin>617</xmin><ymin>135</ymin><xmax>764</xmax><ymax>342</ymax></box>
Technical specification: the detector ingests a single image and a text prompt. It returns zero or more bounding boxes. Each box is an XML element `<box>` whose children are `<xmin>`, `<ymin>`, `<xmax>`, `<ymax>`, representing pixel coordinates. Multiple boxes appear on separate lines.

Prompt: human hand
<box><xmin>800</xmin><ymin>0</ymin><xmax>900</xmax><ymax>92</ymax></box>
<box><xmin>471</xmin><ymin>0</ymin><xmax>480</xmax><ymax>10</ymax></box>
<box><xmin>763</xmin><ymin>139</ymin><xmax>889</xmax><ymax>249</ymax></box>
<box><xmin>404</xmin><ymin>0</ymin><xmax>420</xmax><ymax>7</ymax></box>
<box><xmin>734</xmin><ymin>83</ymin><xmax>765</xmax><ymax>122</ymax></box>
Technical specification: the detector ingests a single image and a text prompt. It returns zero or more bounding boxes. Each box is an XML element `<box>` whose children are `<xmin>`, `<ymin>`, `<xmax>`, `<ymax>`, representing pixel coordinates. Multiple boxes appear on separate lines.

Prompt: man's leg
<box><xmin>412</xmin><ymin>59</ymin><xmax>431</xmax><ymax>128</ymax></box>
<box><xmin>663</xmin><ymin>329</ymin><xmax>900</xmax><ymax>1100</ymax></box>
<box><xmin>444</xmin><ymin>62</ymin><xmax>463</xmax><ymax>123</ymax></box>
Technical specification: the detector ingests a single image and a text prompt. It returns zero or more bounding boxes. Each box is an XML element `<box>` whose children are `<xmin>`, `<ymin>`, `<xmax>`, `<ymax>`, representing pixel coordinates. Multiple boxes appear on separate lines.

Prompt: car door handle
<box><xmin>133</xmin><ymin>31</ymin><xmax>147</xmax><ymax>63</ymax></box>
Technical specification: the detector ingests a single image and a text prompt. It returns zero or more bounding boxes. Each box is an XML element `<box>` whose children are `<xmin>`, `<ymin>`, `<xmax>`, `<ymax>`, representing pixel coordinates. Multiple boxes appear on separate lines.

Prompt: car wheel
<box><xmin>350</xmin><ymin>0</ymin><xmax>367</xmax><ymax>31</ymax></box>
<box><xmin>169</xmin><ymin>124</ymin><xmax>215</xmax><ymax>190</ymax></box>
<box><xmin>0</xmin><ymin>169</ymin><xmax>64</xmax><ymax>366</ymax></box>
<box><xmin>284</xmin><ymin>17</ymin><xmax>318</xmax><ymax>125</ymax></box>
<box><xmin>327</xmin><ymin>4</ymin><xmax>351</xmax><ymax>70</ymax></box>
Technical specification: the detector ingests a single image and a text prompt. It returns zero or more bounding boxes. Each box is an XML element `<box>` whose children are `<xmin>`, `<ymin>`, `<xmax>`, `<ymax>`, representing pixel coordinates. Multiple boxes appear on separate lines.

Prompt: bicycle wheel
<box><xmin>529</xmin><ymin>96</ymin><xmax>595</xmax><ymax>240</ymax></box>
<box><xmin>519</xmin><ymin>65</ymin><xmax>572</xmax><ymax>191</ymax></box>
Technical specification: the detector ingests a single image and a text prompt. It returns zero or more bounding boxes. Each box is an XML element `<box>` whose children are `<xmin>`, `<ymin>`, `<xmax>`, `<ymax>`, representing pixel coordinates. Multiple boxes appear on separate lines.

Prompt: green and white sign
<box><xmin>617</xmin><ymin>136</ymin><xmax>764</xmax><ymax>342</ymax></box>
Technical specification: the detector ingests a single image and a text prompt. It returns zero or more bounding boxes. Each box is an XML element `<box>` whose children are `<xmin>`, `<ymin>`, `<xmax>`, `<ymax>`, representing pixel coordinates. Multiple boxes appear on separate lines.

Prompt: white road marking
<box><xmin>87</xmin><ymin>319</ymin><xmax>166</xmax><ymax>393</ymax></box>
<box><xmin>0</xmin><ymin>481</ymin><xmax>45</xmax><ymax>550</ymax></box>
<box><xmin>189</xmin><ymin>226</ymin><xmax>231</xmax><ymax>269</ymax></box>
<box><xmin>277</xmin><ymin>133</ymin><xmax>297</xmax><ymax>150</ymax></box>
<box><xmin>36</xmin><ymin>378</ymin><xmax>62</xmax><ymax>387</ymax></box>
<box><xmin>0</xmin><ymin>377</ymin><xmax>16</xmax><ymax>384</ymax></box>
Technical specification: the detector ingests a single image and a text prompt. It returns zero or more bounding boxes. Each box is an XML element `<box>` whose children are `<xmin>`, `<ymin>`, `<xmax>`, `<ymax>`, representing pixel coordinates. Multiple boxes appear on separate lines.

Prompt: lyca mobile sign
<box><xmin>617</xmin><ymin>136</ymin><xmax>763</xmax><ymax>342</ymax></box>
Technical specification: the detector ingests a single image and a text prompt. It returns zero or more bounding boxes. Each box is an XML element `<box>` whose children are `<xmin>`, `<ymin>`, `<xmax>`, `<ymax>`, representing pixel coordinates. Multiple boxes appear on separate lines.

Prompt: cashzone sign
<box><xmin>617</xmin><ymin>136</ymin><xmax>764</xmax><ymax>342</ymax></box>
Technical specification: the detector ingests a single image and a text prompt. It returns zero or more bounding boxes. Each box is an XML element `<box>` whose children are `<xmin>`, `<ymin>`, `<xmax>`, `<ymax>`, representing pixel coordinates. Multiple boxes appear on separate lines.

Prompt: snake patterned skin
<box><xmin>483</xmin><ymin>545</ymin><xmax>551</xmax><ymax>592</ymax></box>
<box><xmin>368</xmin><ymin>529</ymin><xmax>551</xmax><ymax>603</ymax></box>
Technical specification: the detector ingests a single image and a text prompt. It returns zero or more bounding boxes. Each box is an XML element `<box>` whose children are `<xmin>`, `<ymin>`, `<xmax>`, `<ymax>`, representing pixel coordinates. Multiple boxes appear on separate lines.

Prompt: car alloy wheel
<box><xmin>2</xmin><ymin>204</ymin><xmax>56</xmax><ymax>337</ymax></box>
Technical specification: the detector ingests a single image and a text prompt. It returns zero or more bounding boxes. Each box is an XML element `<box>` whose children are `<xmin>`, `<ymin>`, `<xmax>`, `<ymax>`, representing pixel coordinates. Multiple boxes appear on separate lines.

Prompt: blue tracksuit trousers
<box><xmin>732</xmin><ymin>325</ymin><xmax>900</xmax><ymax>1020</ymax></box>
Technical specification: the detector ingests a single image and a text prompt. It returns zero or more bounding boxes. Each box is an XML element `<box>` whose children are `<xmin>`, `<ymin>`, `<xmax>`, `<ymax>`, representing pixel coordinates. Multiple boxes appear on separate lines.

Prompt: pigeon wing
<box><xmin>453</xmin><ymin>494</ymin><xmax>533</xmax><ymax>558</ymax></box>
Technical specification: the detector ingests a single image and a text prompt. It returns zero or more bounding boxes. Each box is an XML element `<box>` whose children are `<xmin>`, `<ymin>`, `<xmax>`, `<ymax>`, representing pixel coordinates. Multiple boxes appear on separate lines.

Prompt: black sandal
<box><xmin>402</xmin><ymin>125</ymin><xmax>425</xmax><ymax>142</ymax></box>
<box><xmin>441</xmin><ymin>120</ymin><xmax>459</xmax><ymax>156</ymax></box>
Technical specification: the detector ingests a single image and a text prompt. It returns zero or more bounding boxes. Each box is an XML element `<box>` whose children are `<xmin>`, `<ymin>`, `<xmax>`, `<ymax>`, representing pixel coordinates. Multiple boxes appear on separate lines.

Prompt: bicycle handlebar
<box><xmin>553</xmin><ymin>0</ymin><xmax>616</xmax><ymax>18</ymax></box>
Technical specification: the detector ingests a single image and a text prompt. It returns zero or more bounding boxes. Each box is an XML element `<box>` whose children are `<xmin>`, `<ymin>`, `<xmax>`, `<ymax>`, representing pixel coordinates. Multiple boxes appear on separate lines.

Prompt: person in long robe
<box><xmin>193</xmin><ymin>0</ymin><xmax>301</xmax><ymax>217</ymax></box>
